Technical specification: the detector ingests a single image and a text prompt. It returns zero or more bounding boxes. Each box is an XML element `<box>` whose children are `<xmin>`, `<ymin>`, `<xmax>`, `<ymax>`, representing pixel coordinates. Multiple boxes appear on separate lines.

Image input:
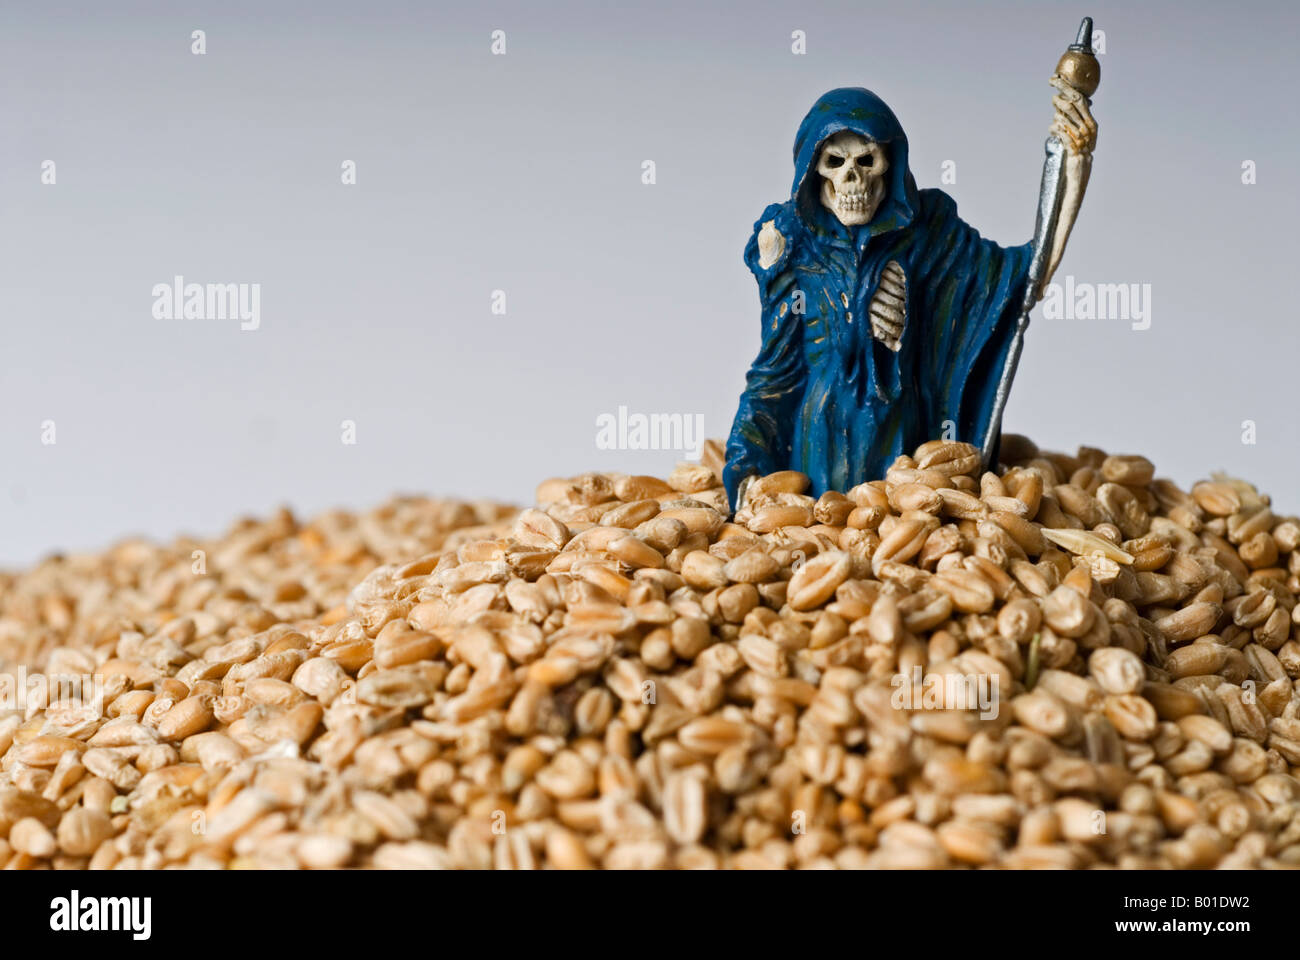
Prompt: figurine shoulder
<box><xmin>913</xmin><ymin>188</ymin><xmax>983</xmax><ymax>241</ymax></box>
<box><xmin>916</xmin><ymin>187</ymin><xmax>959</xmax><ymax>223</ymax></box>
<box><xmin>744</xmin><ymin>202</ymin><xmax>798</xmax><ymax>275</ymax></box>
<box><xmin>913</xmin><ymin>187</ymin><xmax>1031</xmax><ymax>262</ymax></box>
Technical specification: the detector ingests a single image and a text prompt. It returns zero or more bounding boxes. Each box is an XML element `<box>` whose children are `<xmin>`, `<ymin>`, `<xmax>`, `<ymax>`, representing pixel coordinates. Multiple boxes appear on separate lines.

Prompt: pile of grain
<box><xmin>2</xmin><ymin>436</ymin><xmax>1300</xmax><ymax>869</ymax></box>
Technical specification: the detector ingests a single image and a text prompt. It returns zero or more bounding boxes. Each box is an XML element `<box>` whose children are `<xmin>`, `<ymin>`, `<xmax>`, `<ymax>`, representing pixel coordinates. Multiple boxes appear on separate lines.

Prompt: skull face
<box><xmin>816</xmin><ymin>131</ymin><xmax>889</xmax><ymax>227</ymax></box>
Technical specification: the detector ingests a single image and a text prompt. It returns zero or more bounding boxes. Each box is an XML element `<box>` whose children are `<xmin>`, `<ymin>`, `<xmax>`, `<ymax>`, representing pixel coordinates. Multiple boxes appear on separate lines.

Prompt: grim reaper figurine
<box><xmin>723</xmin><ymin>21</ymin><xmax>1099</xmax><ymax>509</ymax></box>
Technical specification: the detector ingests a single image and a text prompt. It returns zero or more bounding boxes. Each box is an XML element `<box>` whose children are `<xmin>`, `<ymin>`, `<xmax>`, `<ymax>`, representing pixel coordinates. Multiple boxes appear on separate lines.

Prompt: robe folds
<box><xmin>723</xmin><ymin>87</ymin><xmax>1033</xmax><ymax>505</ymax></box>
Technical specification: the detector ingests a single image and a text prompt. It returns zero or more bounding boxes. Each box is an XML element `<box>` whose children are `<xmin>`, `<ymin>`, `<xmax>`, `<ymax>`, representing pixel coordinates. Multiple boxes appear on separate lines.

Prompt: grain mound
<box><xmin>2</xmin><ymin>436</ymin><xmax>1300</xmax><ymax>869</ymax></box>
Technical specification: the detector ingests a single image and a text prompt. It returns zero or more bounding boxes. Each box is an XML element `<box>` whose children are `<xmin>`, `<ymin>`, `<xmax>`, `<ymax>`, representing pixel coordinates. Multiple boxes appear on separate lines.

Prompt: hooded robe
<box><xmin>723</xmin><ymin>87</ymin><xmax>1033</xmax><ymax>505</ymax></box>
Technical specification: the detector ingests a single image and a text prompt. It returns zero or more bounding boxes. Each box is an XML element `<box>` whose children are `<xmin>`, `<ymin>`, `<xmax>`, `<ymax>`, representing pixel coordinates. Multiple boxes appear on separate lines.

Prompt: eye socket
<box><xmin>823</xmin><ymin>155</ymin><xmax>845</xmax><ymax>169</ymax></box>
<box><xmin>857</xmin><ymin>154</ymin><xmax>875</xmax><ymax>168</ymax></box>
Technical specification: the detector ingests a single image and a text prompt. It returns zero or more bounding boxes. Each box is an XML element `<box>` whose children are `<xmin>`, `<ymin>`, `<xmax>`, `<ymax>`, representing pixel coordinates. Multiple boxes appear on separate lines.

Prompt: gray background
<box><xmin>2</xmin><ymin>0</ymin><xmax>1297</xmax><ymax>566</ymax></box>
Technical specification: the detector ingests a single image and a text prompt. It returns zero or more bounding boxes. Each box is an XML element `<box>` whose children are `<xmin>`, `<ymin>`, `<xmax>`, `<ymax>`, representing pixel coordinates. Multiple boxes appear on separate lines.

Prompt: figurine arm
<box><xmin>1039</xmin><ymin>76</ymin><xmax>1097</xmax><ymax>289</ymax></box>
<box><xmin>757</xmin><ymin>221</ymin><xmax>786</xmax><ymax>269</ymax></box>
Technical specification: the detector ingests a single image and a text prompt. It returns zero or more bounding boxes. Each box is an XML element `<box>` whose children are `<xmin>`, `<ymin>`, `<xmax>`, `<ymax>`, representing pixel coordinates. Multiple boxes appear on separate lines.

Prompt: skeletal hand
<box><xmin>1050</xmin><ymin>74</ymin><xmax>1097</xmax><ymax>155</ymax></box>
<box><xmin>870</xmin><ymin>314</ymin><xmax>903</xmax><ymax>351</ymax></box>
<box><xmin>1039</xmin><ymin>76</ymin><xmax>1095</xmax><ymax>293</ymax></box>
<box><xmin>868</xmin><ymin>259</ymin><xmax>907</xmax><ymax>352</ymax></box>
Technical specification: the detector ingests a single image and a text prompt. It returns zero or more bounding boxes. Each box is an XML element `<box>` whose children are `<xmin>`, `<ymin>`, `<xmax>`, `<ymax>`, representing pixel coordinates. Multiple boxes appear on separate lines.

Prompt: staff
<box><xmin>981</xmin><ymin>17</ymin><xmax>1101</xmax><ymax>471</ymax></box>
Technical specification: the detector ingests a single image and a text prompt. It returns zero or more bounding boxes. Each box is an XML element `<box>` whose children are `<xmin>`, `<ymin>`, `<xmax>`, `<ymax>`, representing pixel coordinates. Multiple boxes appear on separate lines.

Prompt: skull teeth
<box><xmin>835</xmin><ymin>192</ymin><xmax>870</xmax><ymax>210</ymax></box>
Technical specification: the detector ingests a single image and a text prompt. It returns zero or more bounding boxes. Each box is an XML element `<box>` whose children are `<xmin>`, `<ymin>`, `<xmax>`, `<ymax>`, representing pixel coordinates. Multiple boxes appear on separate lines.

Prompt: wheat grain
<box><xmin>2</xmin><ymin>437</ymin><xmax>1300</xmax><ymax>869</ymax></box>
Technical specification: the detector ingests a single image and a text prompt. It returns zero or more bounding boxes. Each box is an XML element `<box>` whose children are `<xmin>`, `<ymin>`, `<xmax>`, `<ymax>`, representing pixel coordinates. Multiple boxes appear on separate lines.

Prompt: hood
<box><xmin>791</xmin><ymin>87</ymin><xmax>919</xmax><ymax>242</ymax></box>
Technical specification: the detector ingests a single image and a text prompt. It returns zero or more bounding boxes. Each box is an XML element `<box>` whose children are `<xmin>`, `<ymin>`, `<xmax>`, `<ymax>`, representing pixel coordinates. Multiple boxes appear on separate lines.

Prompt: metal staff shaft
<box><xmin>980</xmin><ymin>16</ymin><xmax>1099</xmax><ymax>472</ymax></box>
<box><xmin>979</xmin><ymin>135</ymin><xmax>1067</xmax><ymax>470</ymax></box>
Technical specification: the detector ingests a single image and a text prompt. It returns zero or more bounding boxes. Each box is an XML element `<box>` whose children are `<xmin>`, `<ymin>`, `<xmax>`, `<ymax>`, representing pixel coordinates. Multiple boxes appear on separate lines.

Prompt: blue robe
<box><xmin>723</xmin><ymin>88</ymin><xmax>1033</xmax><ymax>505</ymax></box>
